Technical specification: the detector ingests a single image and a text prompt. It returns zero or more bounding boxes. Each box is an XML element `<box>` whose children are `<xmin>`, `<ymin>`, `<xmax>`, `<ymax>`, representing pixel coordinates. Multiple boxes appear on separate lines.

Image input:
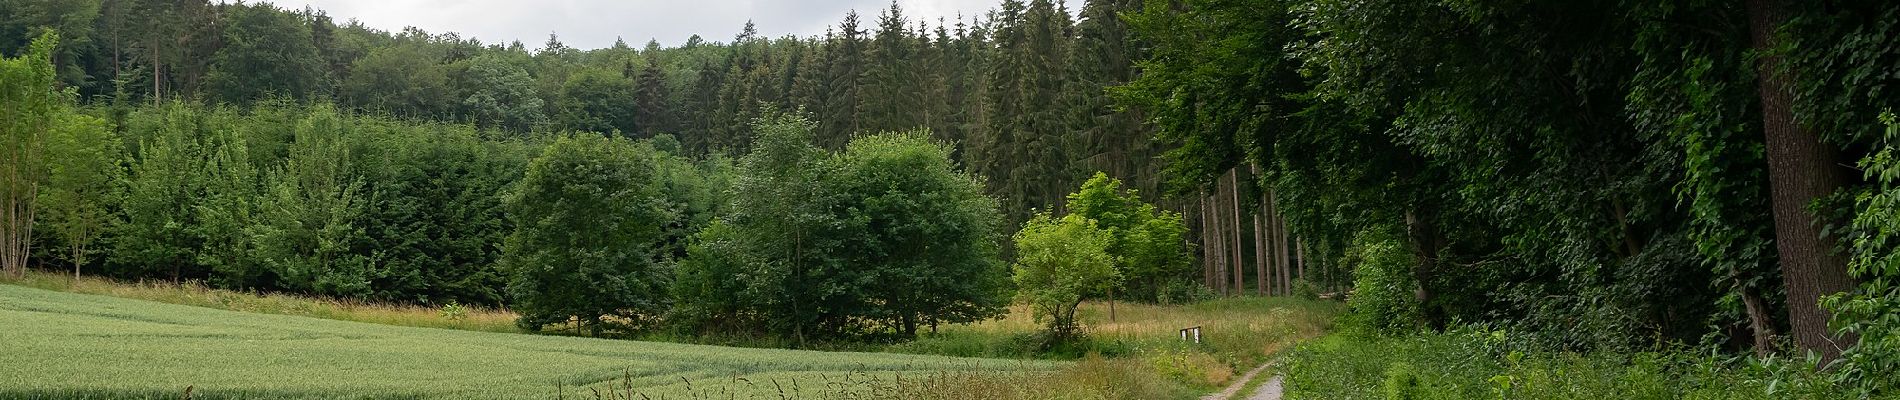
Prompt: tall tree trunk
<box><xmin>1297</xmin><ymin>238</ymin><xmax>1308</xmax><ymax>286</ymax></box>
<box><xmin>1252</xmin><ymin>165</ymin><xmax>1268</xmax><ymax>296</ymax></box>
<box><xmin>151</xmin><ymin>44</ymin><xmax>160</xmax><ymax>102</ymax></box>
<box><xmin>1201</xmin><ymin>194</ymin><xmax>1215</xmax><ymax>291</ymax></box>
<box><xmin>1213</xmin><ymin>188</ymin><xmax>1228</xmax><ymax>295</ymax></box>
<box><xmin>1747</xmin><ymin>0</ymin><xmax>1858</xmax><ymax>361</ymax></box>
<box><xmin>1264</xmin><ymin>188</ymin><xmax>1281</xmax><ymax>295</ymax></box>
<box><xmin>1255</xmin><ymin>210</ymin><xmax>1267</xmax><ymax>296</ymax></box>
<box><xmin>1275</xmin><ymin>194</ymin><xmax>1291</xmax><ymax>296</ymax></box>
<box><xmin>1229</xmin><ymin>169</ymin><xmax>1243</xmax><ymax>294</ymax></box>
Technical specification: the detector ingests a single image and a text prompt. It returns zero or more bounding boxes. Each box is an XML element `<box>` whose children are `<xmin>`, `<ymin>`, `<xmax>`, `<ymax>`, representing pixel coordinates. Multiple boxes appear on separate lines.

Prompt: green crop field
<box><xmin>0</xmin><ymin>284</ymin><xmax>1061</xmax><ymax>399</ymax></box>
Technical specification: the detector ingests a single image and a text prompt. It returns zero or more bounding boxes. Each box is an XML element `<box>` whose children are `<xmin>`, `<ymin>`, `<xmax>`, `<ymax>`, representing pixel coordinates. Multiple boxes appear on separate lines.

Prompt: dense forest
<box><xmin>4</xmin><ymin>0</ymin><xmax>1900</xmax><ymax>394</ymax></box>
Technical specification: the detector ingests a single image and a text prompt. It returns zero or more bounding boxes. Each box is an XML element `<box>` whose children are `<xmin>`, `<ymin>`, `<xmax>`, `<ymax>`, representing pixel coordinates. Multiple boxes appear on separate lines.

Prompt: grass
<box><xmin>1</xmin><ymin>270</ymin><xmax>524</xmax><ymax>333</ymax></box>
<box><xmin>1280</xmin><ymin>328</ymin><xmax>1864</xmax><ymax>400</ymax></box>
<box><xmin>0</xmin><ymin>284</ymin><xmax>1064</xmax><ymax>399</ymax></box>
<box><xmin>892</xmin><ymin>297</ymin><xmax>1342</xmax><ymax>391</ymax></box>
<box><xmin>2</xmin><ymin>270</ymin><xmax>1343</xmax><ymax>399</ymax></box>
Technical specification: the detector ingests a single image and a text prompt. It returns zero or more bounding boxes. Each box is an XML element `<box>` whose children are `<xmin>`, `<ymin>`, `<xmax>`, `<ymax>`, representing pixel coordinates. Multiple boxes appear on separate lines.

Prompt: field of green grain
<box><xmin>0</xmin><ymin>284</ymin><xmax>1060</xmax><ymax>399</ymax></box>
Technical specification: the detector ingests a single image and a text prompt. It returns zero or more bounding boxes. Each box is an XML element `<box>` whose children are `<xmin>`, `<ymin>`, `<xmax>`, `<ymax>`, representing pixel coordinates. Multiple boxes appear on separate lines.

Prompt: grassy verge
<box><xmin>1281</xmin><ymin>328</ymin><xmax>1855</xmax><ymax>399</ymax></box>
<box><xmin>0</xmin><ymin>270</ymin><xmax>523</xmax><ymax>333</ymax></box>
<box><xmin>0</xmin><ymin>283</ymin><xmax>1063</xmax><ymax>399</ymax></box>
<box><xmin>892</xmin><ymin>297</ymin><xmax>1341</xmax><ymax>392</ymax></box>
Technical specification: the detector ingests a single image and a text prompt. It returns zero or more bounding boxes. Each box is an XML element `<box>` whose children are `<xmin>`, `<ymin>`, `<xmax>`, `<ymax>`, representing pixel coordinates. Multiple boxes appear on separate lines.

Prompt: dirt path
<box><xmin>1202</xmin><ymin>362</ymin><xmax>1284</xmax><ymax>400</ymax></box>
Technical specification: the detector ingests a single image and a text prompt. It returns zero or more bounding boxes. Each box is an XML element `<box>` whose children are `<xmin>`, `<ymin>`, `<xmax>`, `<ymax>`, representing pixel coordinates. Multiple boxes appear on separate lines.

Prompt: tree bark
<box><xmin>1298</xmin><ymin>238</ymin><xmax>1308</xmax><ymax>287</ymax></box>
<box><xmin>1200</xmin><ymin>194</ymin><xmax>1212</xmax><ymax>289</ymax></box>
<box><xmin>1740</xmin><ymin>283</ymin><xmax>1778</xmax><ymax>357</ymax></box>
<box><xmin>1252</xmin><ymin>165</ymin><xmax>1268</xmax><ymax>296</ymax></box>
<box><xmin>1747</xmin><ymin>0</ymin><xmax>1858</xmax><ymax>361</ymax></box>
<box><xmin>1229</xmin><ymin>168</ymin><xmax>1243</xmax><ymax>294</ymax></box>
<box><xmin>1255</xmin><ymin>208</ymin><xmax>1267</xmax><ymax>296</ymax></box>
<box><xmin>1276</xmin><ymin>194</ymin><xmax>1291</xmax><ymax>296</ymax></box>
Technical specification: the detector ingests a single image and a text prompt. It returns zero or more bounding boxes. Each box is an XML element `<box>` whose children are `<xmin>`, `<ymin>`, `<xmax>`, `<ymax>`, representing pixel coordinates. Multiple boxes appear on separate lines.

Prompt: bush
<box><xmin>502</xmin><ymin>133</ymin><xmax>671</xmax><ymax>335</ymax></box>
<box><xmin>1828</xmin><ymin>112</ymin><xmax>1900</xmax><ymax>395</ymax></box>
<box><xmin>1157</xmin><ymin>278</ymin><xmax>1217</xmax><ymax>305</ymax></box>
<box><xmin>1284</xmin><ymin>327</ymin><xmax>1856</xmax><ymax>400</ymax></box>
<box><xmin>1343</xmin><ymin>230</ymin><xmax>1420</xmax><ymax>334</ymax></box>
<box><xmin>1013</xmin><ymin>213</ymin><xmax>1119</xmax><ymax>341</ymax></box>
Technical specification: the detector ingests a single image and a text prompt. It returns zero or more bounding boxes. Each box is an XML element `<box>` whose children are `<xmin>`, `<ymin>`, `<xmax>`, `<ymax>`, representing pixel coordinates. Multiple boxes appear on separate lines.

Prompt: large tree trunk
<box><xmin>1747</xmin><ymin>0</ymin><xmax>1858</xmax><ymax>361</ymax></box>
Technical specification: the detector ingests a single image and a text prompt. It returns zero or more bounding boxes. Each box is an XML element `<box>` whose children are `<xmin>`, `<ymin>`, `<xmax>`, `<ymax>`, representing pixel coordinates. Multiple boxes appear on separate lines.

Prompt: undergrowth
<box><xmin>1282</xmin><ymin>327</ymin><xmax>1864</xmax><ymax>400</ymax></box>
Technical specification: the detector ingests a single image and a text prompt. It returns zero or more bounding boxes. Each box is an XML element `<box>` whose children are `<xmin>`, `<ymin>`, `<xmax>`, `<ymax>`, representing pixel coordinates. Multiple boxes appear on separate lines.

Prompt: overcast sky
<box><xmin>285</xmin><ymin>0</ymin><xmax>1081</xmax><ymax>50</ymax></box>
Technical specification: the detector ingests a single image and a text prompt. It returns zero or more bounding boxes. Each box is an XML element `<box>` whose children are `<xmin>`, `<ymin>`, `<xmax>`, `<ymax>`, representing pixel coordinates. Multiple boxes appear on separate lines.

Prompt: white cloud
<box><xmin>283</xmin><ymin>0</ymin><xmax>1081</xmax><ymax>50</ymax></box>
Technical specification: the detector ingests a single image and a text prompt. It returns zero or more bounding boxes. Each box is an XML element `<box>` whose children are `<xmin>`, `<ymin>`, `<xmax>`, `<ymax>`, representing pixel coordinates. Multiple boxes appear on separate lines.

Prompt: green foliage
<box><xmin>675</xmin><ymin>113</ymin><xmax>1009</xmax><ymax>341</ymax></box>
<box><xmin>1344</xmin><ymin>231</ymin><xmax>1419</xmax><ymax>334</ymax></box>
<box><xmin>555</xmin><ymin>67</ymin><xmax>636</xmax><ymax>135</ymax></box>
<box><xmin>1066</xmin><ymin>172</ymin><xmax>1193</xmax><ymax>303</ymax></box>
<box><xmin>460</xmin><ymin>54</ymin><xmax>545</xmax><ymax>132</ymax></box>
<box><xmin>502</xmin><ymin>133</ymin><xmax>671</xmax><ymax>335</ymax></box>
<box><xmin>1284</xmin><ymin>329</ymin><xmax>1855</xmax><ymax>400</ymax></box>
<box><xmin>830</xmin><ymin>130</ymin><xmax>1011</xmax><ymax>335</ymax></box>
<box><xmin>350</xmin><ymin>120</ymin><xmax>528</xmax><ymax>305</ymax></box>
<box><xmin>342</xmin><ymin>43</ymin><xmax>454</xmax><ymax>119</ymax></box>
<box><xmin>111</xmin><ymin>104</ymin><xmax>258</xmax><ymax>284</ymax></box>
<box><xmin>250</xmin><ymin>105</ymin><xmax>371</xmax><ymax>297</ymax></box>
<box><xmin>1827</xmin><ymin>112</ymin><xmax>1900</xmax><ymax>394</ymax></box>
<box><xmin>36</xmin><ymin>109</ymin><xmax>122</xmax><ymax>276</ymax></box>
<box><xmin>0</xmin><ymin>32</ymin><xmax>58</xmax><ymax>278</ymax></box>
<box><xmin>204</xmin><ymin>2</ymin><xmax>326</xmax><ymax>105</ymax></box>
<box><xmin>1012</xmin><ymin>213</ymin><xmax>1118</xmax><ymax>340</ymax></box>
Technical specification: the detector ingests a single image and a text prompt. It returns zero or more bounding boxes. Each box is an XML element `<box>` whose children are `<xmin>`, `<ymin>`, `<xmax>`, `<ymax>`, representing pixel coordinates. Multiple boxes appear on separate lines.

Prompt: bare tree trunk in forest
<box><xmin>151</xmin><ymin>44</ymin><xmax>160</xmax><ymax>102</ymax></box>
<box><xmin>1274</xmin><ymin>193</ymin><xmax>1290</xmax><ymax>296</ymax></box>
<box><xmin>1255</xmin><ymin>211</ymin><xmax>1267</xmax><ymax>296</ymax></box>
<box><xmin>1201</xmin><ymin>194</ymin><xmax>1214</xmax><ymax>290</ymax></box>
<box><xmin>1747</xmin><ymin>0</ymin><xmax>1858</xmax><ymax>361</ymax></box>
<box><xmin>1740</xmin><ymin>281</ymin><xmax>1778</xmax><ymax>357</ymax></box>
<box><xmin>1229</xmin><ymin>169</ymin><xmax>1243</xmax><ymax>294</ymax></box>
<box><xmin>1252</xmin><ymin>165</ymin><xmax>1267</xmax><ymax>296</ymax></box>
<box><xmin>1297</xmin><ymin>238</ymin><xmax>1308</xmax><ymax>286</ymax></box>
<box><xmin>1406</xmin><ymin>210</ymin><xmax>1445</xmax><ymax>330</ymax></box>
<box><xmin>1264</xmin><ymin>188</ymin><xmax>1280</xmax><ymax>295</ymax></box>
<box><xmin>1213</xmin><ymin>189</ymin><xmax>1228</xmax><ymax>295</ymax></box>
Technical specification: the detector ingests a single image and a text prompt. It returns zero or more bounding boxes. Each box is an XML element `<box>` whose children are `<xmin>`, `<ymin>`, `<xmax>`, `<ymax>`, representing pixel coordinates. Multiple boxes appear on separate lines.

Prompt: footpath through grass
<box><xmin>0</xmin><ymin>284</ymin><xmax>1062</xmax><ymax>399</ymax></box>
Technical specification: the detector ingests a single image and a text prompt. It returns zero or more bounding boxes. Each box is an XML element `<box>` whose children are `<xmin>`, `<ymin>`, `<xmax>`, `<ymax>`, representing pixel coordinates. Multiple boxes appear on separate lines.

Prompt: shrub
<box><xmin>1344</xmin><ymin>230</ymin><xmax>1420</xmax><ymax>334</ymax></box>
<box><xmin>1013</xmin><ymin>213</ymin><xmax>1118</xmax><ymax>342</ymax></box>
<box><xmin>502</xmin><ymin>133</ymin><xmax>671</xmax><ymax>335</ymax></box>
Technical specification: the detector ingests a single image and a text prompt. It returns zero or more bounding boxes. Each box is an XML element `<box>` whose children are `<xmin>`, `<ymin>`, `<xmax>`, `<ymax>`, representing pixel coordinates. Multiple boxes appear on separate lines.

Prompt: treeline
<box><xmin>0</xmin><ymin>0</ymin><xmax>1163</xmax><ymax>224</ymax></box>
<box><xmin>1119</xmin><ymin>0</ymin><xmax>1900</xmax><ymax>389</ymax></box>
<box><xmin>5</xmin><ymin>34</ymin><xmax>1199</xmax><ymax>343</ymax></box>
